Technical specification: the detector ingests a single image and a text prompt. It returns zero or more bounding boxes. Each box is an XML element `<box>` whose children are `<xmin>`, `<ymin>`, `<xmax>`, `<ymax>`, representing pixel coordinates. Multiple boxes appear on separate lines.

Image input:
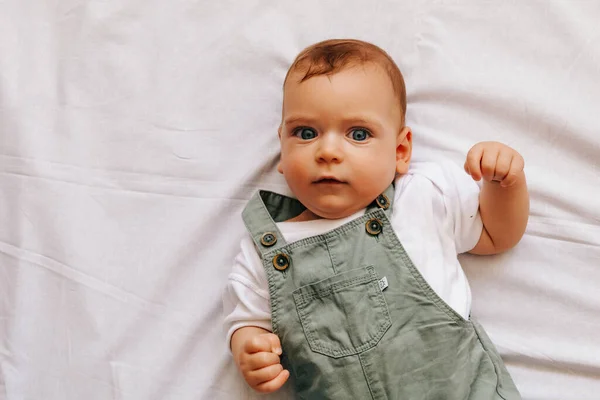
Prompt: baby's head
<box><xmin>277</xmin><ymin>39</ymin><xmax>412</xmax><ymax>220</ymax></box>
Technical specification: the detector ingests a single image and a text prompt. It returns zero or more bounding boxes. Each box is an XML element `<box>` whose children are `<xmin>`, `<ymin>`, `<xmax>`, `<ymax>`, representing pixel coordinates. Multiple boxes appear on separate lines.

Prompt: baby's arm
<box><xmin>464</xmin><ymin>141</ymin><xmax>529</xmax><ymax>255</ymax></box>
<box><xmin>231</xmin><ymin>326</ymin><xmax>290</xmax><ymax>393</ymax></box>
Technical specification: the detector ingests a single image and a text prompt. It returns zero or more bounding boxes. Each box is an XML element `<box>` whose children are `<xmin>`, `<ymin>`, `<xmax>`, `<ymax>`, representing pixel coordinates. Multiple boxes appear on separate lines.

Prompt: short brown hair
<box><xmin>284</xmin><ymin>39</ymin><xmax>407</xmax><ymax>125</ymax></box>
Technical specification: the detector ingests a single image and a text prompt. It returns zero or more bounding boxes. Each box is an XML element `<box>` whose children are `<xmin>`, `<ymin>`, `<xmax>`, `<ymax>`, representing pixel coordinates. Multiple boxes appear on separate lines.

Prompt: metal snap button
<box><xmin>365</xmin><ymin>218</ymin><xmax>383</xmax><ymax>236</ymax></box>
<box><xmin>376</xmin><ymin>194</ymin><xmax>390</xmax><ymax>210</ymax></box>
<box><xmin>260</xmin><ymin>232</ymin><xmax>277</xmax><ymax>247</ymax></box>
<box><xmin>273</xmin><ymin>253</ymin><xmax>290</xmax><ymax>271</ymax></box>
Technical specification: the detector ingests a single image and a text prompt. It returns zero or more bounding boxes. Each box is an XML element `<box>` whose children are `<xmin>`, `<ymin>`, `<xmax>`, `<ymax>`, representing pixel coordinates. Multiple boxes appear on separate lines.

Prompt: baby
<box><xmin>223</xmin><ymin>39</ymin><xmax>528</xmax><ymax>399</ymax></box>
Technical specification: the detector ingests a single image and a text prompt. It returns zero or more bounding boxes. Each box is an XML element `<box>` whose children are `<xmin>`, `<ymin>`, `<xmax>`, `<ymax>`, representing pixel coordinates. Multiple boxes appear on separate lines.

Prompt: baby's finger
<box><xmin>493</xmin><ymin>151</ymin><xmax>513</xmax><ymax>182</ymax></box>
<box><xmin>501</xmin><ymin>154</ymin><xmax>525</xmax><ymax>188</ymax></box>
<box><xmin>465</xmin><ymin>144</ymin><xmax>484</xmax><ymax>181</ymax></box>
<box><xmin>246</xmin><ymin>363</ymin><xmax>284</xmax><ymax>388</ymax></box>
<box><xmin>480</xmin><ymin>148</ymin><xmax>499</xmax><ymax>182</ymax></box>
<box><xmin>245</xmin><ymin>334</ymin><xmax>276</xmax><ymax>354</ymax></box>
<box><xmin>255</xmin><ymin>369</ymin><xmax>290</xmax><ymax>394</ymax></box>
<box><xmin>260</xmin><ymin>333</ymin><xmax>283</xmax><ymax>355</ymax></box>
<box><xmin>244</xmin><ymin>351</ymin><xmax>280</xmax><ymax>371</ymax></box>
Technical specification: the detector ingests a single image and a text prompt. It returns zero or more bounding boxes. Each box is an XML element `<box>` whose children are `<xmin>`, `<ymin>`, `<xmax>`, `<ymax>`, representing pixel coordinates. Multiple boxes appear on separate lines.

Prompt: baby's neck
<box><xmin>286</xmin><ymin>209</ymin><xmax>322</xmax><ymax>222</ymax></box>
<box><xmin>286</xmin><ymin>207</ymin><xmax>368</xmax><ymax>222</ymax></box>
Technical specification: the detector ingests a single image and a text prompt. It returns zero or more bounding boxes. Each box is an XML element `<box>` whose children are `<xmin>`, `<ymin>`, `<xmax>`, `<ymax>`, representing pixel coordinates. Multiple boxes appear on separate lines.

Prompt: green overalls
<box><xmin>242</xmin><ymin>185</ymin><xmax>521</xmax><ymax>399</ymax></box>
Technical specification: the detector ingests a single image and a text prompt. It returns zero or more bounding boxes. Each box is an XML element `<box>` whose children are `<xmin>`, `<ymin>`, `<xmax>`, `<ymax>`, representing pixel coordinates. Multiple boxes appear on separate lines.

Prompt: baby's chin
<box><xmin>295</xmin><ymin>192</ymin><xmax>377</xmax><ymax>221</ymax></box>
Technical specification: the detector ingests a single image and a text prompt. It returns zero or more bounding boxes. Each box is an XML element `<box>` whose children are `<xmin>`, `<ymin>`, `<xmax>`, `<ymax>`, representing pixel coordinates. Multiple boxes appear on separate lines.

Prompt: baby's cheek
<box><xmin>371</xmin><ymin>156</ymin><xmax>396</xmax><ymax>176</ymax></box>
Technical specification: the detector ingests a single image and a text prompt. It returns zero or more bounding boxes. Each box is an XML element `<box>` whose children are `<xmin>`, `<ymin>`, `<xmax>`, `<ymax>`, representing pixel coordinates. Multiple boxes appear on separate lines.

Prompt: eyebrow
<box><xmin>283</xmin><ymin>116</ymin><xmax>383</xmax><ymax>130</ymax></box>
<box><xmin>349</xmin><ymin>118</ymin><xmax>383</xmax><ymax>129</ymax></box>
<box><xmin>283</xmin><ymin>116</ymin><xmax>313</xmax><ymax>126</ymax></box>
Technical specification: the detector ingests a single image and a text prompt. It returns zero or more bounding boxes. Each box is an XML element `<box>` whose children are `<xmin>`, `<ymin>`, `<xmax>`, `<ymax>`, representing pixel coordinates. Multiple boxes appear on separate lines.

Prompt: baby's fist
<box><xmin>464</xmin><ymin>141</ymin><xmax>524</xmax><ymax>188</ymax></box>
<box><xmin>238</xmin><ymin>333</ymin><xmax>289</xmax><ymax>393</ymax></box>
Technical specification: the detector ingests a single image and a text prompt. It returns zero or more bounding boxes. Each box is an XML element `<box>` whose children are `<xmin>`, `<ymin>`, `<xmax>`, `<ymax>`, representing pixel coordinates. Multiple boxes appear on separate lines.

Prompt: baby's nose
<box><xmin>316</xmin><ymin>134</ymin><xmax>343</xmax><ymax>163</ymax></box>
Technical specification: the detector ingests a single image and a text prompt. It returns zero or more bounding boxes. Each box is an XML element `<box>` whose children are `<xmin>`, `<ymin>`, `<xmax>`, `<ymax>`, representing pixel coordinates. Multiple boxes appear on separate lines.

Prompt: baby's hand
<box><xmin>237</xmin><ymin>333</ymin><xmax>290</xmax><ymax>393</ymax></box>
<box><xmin>464</xmin><ymin>141</ymin><xmax>524</xmax><ymax>188</ymax></box>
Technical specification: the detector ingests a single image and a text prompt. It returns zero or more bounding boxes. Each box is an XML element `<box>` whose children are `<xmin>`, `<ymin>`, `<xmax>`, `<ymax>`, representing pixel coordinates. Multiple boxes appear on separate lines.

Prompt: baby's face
<box><xmin>278</xmin><ymin>64</ymin><xmax>410</xmax><ymax>219</ymax></box>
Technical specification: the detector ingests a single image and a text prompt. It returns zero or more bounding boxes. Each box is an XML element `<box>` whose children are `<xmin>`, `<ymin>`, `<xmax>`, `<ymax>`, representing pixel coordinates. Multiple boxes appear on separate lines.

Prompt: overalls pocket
<box><xmin>292</xmin><ymin>265</ymin><xmax>391</xmax><ymax>358</ymax></box>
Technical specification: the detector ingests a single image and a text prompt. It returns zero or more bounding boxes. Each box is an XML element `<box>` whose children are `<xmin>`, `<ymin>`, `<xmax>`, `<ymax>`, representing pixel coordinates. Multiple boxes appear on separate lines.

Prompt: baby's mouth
<box><xmin>314</xmin><ymin>178</ymin><xmax>345</xmax><ymax>184</ymax></box>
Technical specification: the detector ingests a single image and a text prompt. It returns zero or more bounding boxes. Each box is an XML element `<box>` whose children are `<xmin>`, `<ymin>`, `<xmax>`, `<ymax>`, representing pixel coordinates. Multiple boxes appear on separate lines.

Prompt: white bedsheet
<box><xmin>1</xmin><ymin>1</ymin><xmax>599</xmax><ymax>399</ymax></box>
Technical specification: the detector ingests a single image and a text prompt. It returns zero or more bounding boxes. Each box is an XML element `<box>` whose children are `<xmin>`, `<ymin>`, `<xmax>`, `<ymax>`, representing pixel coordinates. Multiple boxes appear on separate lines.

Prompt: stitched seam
<box><xmin>295</xmin><ymin>273</ymin><xmax>373</xmax><ymax>305</ymax></box>
<box><xmin>359</xmin><ymin>353</ymin><xmax>376</xmax><ymax>400</ymax></box>
<box><xmin>293</xmin><ymin>266</ymin><xmax>375</xmax><ymax>303</ymax></box>
<box><xmin>294</xmin><ymin>293</ymin><xmax>320</xmax><ymax>353</ymax></box>
<box><xmin>325</xmin><ymin>238</ymin><xmax>337</xmax><ymax>274</ymax></box>
<box><xmin>264</xmin><ymin>259</ymin><xmax>281</xmax><ymax>336</ymax></box>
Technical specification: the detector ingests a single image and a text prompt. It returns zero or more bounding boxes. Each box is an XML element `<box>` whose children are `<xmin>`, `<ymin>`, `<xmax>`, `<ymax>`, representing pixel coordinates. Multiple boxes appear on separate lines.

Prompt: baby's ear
<box><xmin>396</xmin><ymin>126</ymin><xmax>412</xmax><ymax>174</ymax></box>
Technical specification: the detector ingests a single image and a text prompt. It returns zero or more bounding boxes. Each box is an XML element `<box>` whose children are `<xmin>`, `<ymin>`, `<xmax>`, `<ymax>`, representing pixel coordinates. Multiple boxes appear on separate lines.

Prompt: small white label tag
<box><xmin>378</xmin><ymin>276</ymin><xmax>388</xmax><ymax>291</ymax></box>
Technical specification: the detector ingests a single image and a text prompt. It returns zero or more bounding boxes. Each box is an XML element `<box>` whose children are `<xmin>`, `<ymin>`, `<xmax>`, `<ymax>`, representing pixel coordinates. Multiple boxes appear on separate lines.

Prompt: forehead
<box><xmin>283</xmin><ymin>64</ymin><xmax>401</xmax><ymax>123</ymax></box>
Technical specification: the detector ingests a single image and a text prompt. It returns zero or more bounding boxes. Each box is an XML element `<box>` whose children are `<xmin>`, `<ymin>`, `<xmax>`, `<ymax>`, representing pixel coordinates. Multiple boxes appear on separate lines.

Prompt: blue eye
<box><xmin>350</xmin><ymin>128</ymin><xmax>370</xmax><ymax>141</ymax></box>
<box><xmin>296</xmin><ymin>127</ymin><xmax>317</xmax><ymax>140</ymax></box>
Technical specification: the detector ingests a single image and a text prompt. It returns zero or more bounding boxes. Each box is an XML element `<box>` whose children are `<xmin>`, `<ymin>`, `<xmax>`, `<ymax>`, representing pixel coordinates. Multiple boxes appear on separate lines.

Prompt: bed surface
<box><xmin>1</xmin><ymin>1</ymin><xmax>599</xmax><ymax>399</ymax></box>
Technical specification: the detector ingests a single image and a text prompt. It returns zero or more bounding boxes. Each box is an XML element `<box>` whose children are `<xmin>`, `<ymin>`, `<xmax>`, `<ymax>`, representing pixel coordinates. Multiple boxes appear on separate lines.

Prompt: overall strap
<box><xmin>241</xmin><ymin>190</ymin><xmax>305</xmax><ymax>256</ymax></box>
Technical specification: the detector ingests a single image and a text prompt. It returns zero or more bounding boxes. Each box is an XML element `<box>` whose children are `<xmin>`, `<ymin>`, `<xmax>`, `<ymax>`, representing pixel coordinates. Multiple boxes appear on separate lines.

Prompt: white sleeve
<box><xmin>222</xmin><ymin>235</ymin><xmax>272</xmax><ymax>351</ymax></box>
<box><xmin>440</xmin><ymin>160</ymin><xmax>484</xmax><ymax>254</ymax></box>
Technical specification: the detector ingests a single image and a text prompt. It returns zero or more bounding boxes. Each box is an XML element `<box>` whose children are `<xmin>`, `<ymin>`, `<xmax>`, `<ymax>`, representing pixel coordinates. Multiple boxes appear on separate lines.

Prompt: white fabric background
<box><xmin>1</xmin><ymin>1</ymin><xmax>599</xmax><ymax>399</ymax></box>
